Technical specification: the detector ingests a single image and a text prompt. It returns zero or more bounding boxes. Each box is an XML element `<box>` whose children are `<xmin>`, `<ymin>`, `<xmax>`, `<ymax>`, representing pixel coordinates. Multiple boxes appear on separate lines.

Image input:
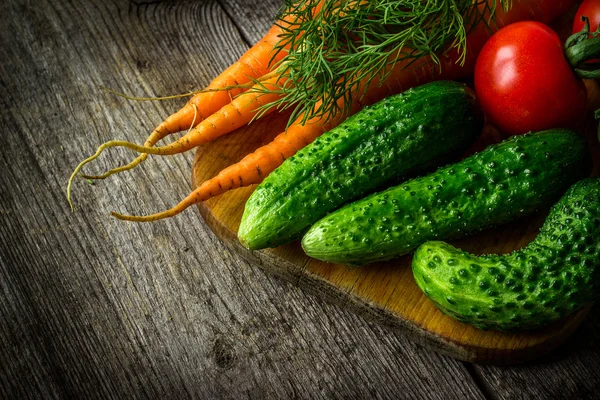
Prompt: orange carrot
<box><xmin>67</xmin><ymin>76</ymin><xmax>286</xmax><ymax>207</ymax></box>
<box><xmin>111</xmin><ymin>0</ymin><xmax>577</xmax><ymax>222</ymax></box>
<box><xmin>70</xmin><ymin>3</ymin><xmax>324</xmax><ymax>193</ymax></box>
<box><xmin>91</xmin><ymin>77</ymin><xmax>284</xmax><ymax>155</ymax></box>
<box><xmin>81</xmin><ymin>24</ymin><xmax>287</xmax><ymax>181</ymax></box>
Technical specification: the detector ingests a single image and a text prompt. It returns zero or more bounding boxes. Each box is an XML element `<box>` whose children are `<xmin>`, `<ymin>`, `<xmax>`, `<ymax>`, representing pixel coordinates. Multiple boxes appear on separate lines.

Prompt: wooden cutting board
<box><xmin>192</xmin><ymin>76</ymin><xmax>600</xmax><ymax>364</ymax></box>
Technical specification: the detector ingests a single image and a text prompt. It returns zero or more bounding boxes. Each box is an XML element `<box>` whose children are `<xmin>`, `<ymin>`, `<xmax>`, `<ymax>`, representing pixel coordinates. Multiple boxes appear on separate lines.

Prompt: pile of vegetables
<box><xmin>69</xmin><ymin>0</ymin><xmax>600</xmax><ymax>333</ymax></box>
<box><xmin>239</xmin><ymin>81</ymin><xmax>485</xmax><ymax>250</ymax></box>
<box><xmin>68</xmin><ymin>0</ymin><xmax>575</xmax><ymax>220</ymax></box>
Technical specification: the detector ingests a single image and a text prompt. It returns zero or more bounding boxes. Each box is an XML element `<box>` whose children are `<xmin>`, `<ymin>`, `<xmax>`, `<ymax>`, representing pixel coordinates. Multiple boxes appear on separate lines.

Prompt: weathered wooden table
<box><xmin>1</xmin><ymin>0</ymin><xmax>599</xmax><ymax>398</ymax></box>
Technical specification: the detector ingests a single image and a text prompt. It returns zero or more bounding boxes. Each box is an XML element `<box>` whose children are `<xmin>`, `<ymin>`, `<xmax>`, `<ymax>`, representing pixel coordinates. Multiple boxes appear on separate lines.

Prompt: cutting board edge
<box><xmin>197</xmin><ymin>202</ymin><xmax>588</xmax><ymax>365</ymax></box>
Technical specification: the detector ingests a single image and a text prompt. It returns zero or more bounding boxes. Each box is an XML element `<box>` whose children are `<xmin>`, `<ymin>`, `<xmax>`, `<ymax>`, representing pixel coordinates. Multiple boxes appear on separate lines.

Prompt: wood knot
<box><xmin>212</xmin><ymin>337</ymin><xmax>236</xmax><ymax>370</ymax></box>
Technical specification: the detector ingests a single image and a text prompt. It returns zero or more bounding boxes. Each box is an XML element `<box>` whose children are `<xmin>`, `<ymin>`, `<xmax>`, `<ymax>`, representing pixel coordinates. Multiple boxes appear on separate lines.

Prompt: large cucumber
<box><xmin>302</xmin><ymin>130</ymin><xmax>590</xmax><ymax>266</ymax></box>
<box><xmin>238</xmin><ymin>81</ymin><xmax>484</xmax><ymax>250</ymax></box>
<box><xmin>412</xmin><ymin>178</ymin><xmax>600</xmax><ymax>331</ymax></box>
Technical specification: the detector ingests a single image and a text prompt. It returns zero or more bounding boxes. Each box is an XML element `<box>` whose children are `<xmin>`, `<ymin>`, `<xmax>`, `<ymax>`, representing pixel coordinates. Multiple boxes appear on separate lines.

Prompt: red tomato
<box><xmin>573</xmin><ymin>0</ymin><xmax>600</xmax><ymax>34</ymax></box>
<box><xmin>474</xmin><ymin>21</ymin><xmax>587</xmax><ymax>136</ymax></box>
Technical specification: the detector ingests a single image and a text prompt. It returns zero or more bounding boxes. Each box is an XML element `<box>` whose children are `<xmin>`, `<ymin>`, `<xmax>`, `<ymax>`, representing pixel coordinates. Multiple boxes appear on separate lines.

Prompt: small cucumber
<box><xmin>412</xmin><ymin>178</ymin><xmax>600</xmax><ymax>331</ymax></box>
<box><xmin>302</xmin><ymin>130</ymin><xmax>590</xmax><ymax>266</ymax></box>
<box><xmin>238</xmin><ymin>81</ymin><xmax>483</xmax><ymax>250</ymax></box>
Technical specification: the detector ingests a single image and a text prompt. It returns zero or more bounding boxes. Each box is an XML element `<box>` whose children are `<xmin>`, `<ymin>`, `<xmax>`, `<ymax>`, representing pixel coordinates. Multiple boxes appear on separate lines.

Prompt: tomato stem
<box><xmin>565</xmin><ymin>16</ymin><xmax>600</xmax><ymax>79</ymax></box>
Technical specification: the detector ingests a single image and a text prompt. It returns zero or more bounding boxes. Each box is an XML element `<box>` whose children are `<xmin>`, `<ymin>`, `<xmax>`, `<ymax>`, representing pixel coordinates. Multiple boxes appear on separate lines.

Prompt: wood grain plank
<box><xmin>473</xmin><ymin>309</ymin><xmax>600</xmax><ymax>400</ymax></box>
<box><xmin>219</xmin><ymin>0</ymin><xmax>283</xmax><ymax>44</ymax></box>
<box><xmin>0</xmin><ymin>0</ymin><xmax>486</xmax><ymax>398</ymax></box>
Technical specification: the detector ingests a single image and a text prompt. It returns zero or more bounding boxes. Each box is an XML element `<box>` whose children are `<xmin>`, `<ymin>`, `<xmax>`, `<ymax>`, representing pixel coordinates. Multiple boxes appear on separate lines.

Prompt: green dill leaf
<box><xmin>255</xmin><ymin>0</ymin><xmax>511</xmax><ymax>127</ymax></box>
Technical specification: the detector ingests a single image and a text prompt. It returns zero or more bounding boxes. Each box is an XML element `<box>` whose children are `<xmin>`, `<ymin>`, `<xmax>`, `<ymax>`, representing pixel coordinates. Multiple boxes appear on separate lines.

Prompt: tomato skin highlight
<box><xmin>474</xmin><ymin>21</ymin><xmax>588</xmax><ymax>136</ymax></box>
<box><xmin>573</xmin><ymin>0</ymin><xmax>600</xmax><ymax>34</ymax></box>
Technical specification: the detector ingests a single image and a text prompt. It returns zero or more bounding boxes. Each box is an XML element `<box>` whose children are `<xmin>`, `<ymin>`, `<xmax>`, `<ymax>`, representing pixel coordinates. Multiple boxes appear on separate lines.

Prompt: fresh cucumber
<box><xmin>412</xmin><ymin>178</ymin><xmax>600</xmax><ymax>331</ymax></box>
<box><xmin>238</xmin><ymin>81</ymin><xmax>484</xmax><ymax>250</ymax></box>
<box><xmin>302</xmin><ymin>130</ymin><xmax>590</xmax><ymax>266</ymax></box>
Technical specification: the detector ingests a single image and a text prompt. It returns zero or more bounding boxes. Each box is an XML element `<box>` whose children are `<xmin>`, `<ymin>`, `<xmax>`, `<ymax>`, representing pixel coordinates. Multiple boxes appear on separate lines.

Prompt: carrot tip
<box><xmin>99</xmin><ymin>85</ymin><xmax>242</xmax><ymax>102</ymax></box>
<box><xmin>111</xmin><ymin>211</ymin><xmax>136</xmax><ymax>221</ymax></box>
<box><xmin>67</xmin><ymin>137</ymin><xmax>167</xmax><ymax>206</ymax></box>
<box><xmin>66</xmin><ymin>140</ymin><xmax>117</xmax><ymax>208</ymax></box>
<box><xmin>111</xmin><ymin>210</ymin><xmax>168</xmax><ymax>223</ymax></box>
<box><xmin>81</xmin><ymin>153</ymin><xmax>150</xmax><ymax>180</ymax></box>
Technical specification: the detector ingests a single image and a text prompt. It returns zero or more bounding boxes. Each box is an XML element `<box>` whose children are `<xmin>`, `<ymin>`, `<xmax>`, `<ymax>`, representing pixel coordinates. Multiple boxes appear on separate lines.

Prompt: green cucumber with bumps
<box><xmin>238</xmin><ymin>81</ymin><xmax>484</xmax><ymax>250</ymax></box>
<box><xmin>412</xmin><ymin>178</ymin><xmax>600</xmax><ymax>331</ymax></box>
<box><xmin>302</xmin><ymin>130</ymin><xmax>590</xmax><ymax>266</ymax></box>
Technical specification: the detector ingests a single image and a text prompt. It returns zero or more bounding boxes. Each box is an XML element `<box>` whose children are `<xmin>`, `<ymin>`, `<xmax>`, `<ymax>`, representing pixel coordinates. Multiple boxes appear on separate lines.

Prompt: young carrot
<box><xmin>152</xmin><ymin>24</ymin><xmax>287</xmax><ymax>135</ymax></box>
<box><xmin>111</xmin><ymin>0</ymin><xmax>577</xmax><ymax>222</ymax></box>
<box><xmin>67</xmin><ymin>76</ymin><xmax>286</xmax><ymax>207</ymax></box>
<box><xmin>82</xmin><ymin>23</ymin><xmax>287</xmax><ymax>182</ymax></box>
<box><xmin>111</xmin><ymin>115</ymin><xmax>333</xmax><ymax>222</ymax></box>
<box><xmin>71</xmin><ymin>2</ymin><xmax>328</xmax><ymax>191</ymax></box>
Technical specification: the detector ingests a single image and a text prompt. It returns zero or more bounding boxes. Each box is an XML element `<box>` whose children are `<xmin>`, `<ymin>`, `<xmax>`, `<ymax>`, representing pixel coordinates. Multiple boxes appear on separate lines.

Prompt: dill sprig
<box><xmin>257</xmin><ymin>0</ymin><xmax>511</xmax><ymax>125</ymax></box>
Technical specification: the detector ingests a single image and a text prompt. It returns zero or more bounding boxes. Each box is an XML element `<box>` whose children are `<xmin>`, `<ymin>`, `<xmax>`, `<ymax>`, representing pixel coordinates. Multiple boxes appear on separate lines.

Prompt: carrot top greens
<box><xmin>258</xmin><ymin>0</ymin><xmax>512</xmax><ymax>125</ymax></box>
